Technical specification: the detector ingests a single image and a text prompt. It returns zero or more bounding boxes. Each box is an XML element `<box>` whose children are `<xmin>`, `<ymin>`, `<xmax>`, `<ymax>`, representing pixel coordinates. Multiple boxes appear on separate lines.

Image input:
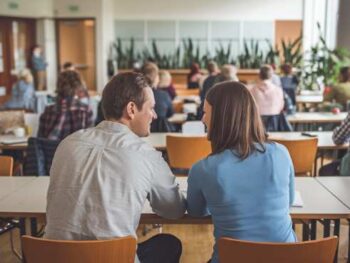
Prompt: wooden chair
<box><xmin>172</xmin><ymin>100</ymin><xmax>184</xmax><ymax>113</ymax></box>
<box><xmin>0</xmin><ymin>156</ymin><xmax>14</xmax><ymax>176</ymax></box>
<box><xmin>21</xmin><ymin>236</ymin><xmax>137</xmax><ymax>263</ymax></box>
<box><xmin>218</xmin><ymin>236</ymin><xmax>338</xmax><ymax>263</ymax></box>
<box><xmin>166</xmin><ymin>135</ymin><xmax>211</xmax><ymax>175</ymax></box>
<box><xmin>271</xmin><ymin>137</ymin><xmax>318</xmax><ymax>176</ymax></box>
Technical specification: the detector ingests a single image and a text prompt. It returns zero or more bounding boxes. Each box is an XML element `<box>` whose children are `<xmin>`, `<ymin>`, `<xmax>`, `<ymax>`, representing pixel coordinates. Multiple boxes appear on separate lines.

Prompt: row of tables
<box><xmin>168</xmin><ymin>112</ymin><xmax>348</xmax><ymax>125</ymax></box>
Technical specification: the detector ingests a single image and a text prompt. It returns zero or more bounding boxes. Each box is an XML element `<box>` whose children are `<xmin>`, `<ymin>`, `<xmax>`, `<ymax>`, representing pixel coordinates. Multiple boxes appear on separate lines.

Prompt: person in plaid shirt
<box><xmin>319</xmin><ymin>113</ymin><xmax>350</xmax><ymax>176</ymax></box>
<box><xmin>38</xmin><ymin>71</ymin><xmax>93</xmax><ymax>140</ymax></box>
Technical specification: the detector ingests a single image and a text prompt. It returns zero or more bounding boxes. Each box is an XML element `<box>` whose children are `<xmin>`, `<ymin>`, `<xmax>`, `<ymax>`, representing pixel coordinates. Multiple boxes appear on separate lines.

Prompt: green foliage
<box><xmin>213</xmin><ymin>43</ymin><xmax>236</xmax><ymax>66</ymax></box>
<box><xmin>238</xmin><ymin>40</ymin><xmax>264</xmax><ymax>69</ymax></box>
<box><xmin>302</xmin><ymin>23</ymin><xmax>350</xmax><ymax>90</ymax></box>
<box><xmin>265</xmin><ymin>41</ymin><xmax>280</xmax><ymax>66</ymax></box>
<box><xmin>280</xmin><ymin>35</ymin><xmax>303</xmax><ymax>67</ymax></box>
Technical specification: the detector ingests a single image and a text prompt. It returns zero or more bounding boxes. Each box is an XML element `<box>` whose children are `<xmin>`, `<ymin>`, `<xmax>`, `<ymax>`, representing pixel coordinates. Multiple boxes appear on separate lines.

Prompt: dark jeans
<box><xmin>137</xmin><ymin>234</ymin><xmax>182</xmax><ymax>263</ymax></box>
<box><xmin>319</xmin><ymin>159</ymin><xmax>341</xmax><ymax>176</ymax></box>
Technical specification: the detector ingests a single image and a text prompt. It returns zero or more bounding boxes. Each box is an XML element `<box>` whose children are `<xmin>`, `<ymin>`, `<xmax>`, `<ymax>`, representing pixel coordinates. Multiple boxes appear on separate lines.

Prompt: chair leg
<box><xmin>10</xmin><ymin>230</ymin><xmax>22</xmax><ymax>260</ymax></box>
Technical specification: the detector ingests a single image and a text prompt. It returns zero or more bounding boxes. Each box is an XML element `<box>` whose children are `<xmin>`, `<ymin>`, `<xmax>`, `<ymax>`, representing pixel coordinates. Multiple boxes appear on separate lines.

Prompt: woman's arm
<box><xmin>187</xmin><ymin>163</ymin><xmax>210</xmax><ymax>217</ymax></box>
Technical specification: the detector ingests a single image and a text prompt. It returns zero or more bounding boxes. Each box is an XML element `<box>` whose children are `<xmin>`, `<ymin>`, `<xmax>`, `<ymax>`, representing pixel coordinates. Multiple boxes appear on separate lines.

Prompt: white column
<box><xmin>36</xmin><ymin>18</ymin><xmax>57</xmax><ymax>93</ymax></box>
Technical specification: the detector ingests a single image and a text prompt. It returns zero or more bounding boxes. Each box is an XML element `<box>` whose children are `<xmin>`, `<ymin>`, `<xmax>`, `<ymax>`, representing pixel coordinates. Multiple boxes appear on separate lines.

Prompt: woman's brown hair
<box><xmin>205</xmin><ymin>81</ymin><xmax>267</xmax><ymax>159</ymax></box>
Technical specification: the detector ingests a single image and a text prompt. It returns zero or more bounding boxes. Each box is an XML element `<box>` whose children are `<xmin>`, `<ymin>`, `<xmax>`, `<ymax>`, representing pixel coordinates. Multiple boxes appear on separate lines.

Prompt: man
<box><xmin>31</xmin><ymin>44</ymin><xmax>47</xmax><ymax>90</ymax></box>
<box><xmin>45</xmin><ymin>72</ymin><xmax>186</xmax><ymax>263</ymax></box>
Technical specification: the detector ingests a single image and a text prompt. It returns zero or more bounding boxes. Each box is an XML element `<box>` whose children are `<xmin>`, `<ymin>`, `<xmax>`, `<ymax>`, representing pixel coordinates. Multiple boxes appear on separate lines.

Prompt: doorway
<box><xmin>56</xmin><ymin>18</ymin><xmax>96</xmax><ymax>91</ymax></box>
<box><xmin>0</xmin><ymin>17</ymin><xmax>36</xmax><ymax>102</ymax></box>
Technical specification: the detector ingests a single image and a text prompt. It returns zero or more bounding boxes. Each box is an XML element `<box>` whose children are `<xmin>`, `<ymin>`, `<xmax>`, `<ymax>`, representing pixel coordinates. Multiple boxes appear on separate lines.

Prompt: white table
<box><xmin>287</xmin><ymin>112</ymin><xmax>347</xmax><ymax>124</ymax></box>
<box><xmin>143</xmin><ymin>132</ymin><xmax>348</xmax><ymax>151</ymax></box>
<box><xmin>0</xmin><ymin>177</ymin><xmax>348</xmax><ymax>221</ymax></box>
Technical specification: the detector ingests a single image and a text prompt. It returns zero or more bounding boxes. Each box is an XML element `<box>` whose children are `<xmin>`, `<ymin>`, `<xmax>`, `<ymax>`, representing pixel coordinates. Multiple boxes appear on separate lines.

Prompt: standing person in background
<box><xmin>2</xmin><ymin>68</ymin><xmax>35</xmax><ymax>111</ymax></box>
<box><xmin>187</xmin><ymin>82</ymin><xmax>296</xmax><ymax>263</ymax></box>
<box><xmin>324</xmin><ymin>66</ymin><xmax>350</xmax><ymax>109</ymax></box>
<box><xmin>280</xmin><ymin>64</ymin><xmax>299</xmax><ymax>106</ymax></box>
<box><xmin>270</xmin><ymin>64</ymin><xmax>282</xmax><ymax>87</ymax></box>
<box><xmin>142</xmin><ymin>62</ymin><xmax>174</xmax><ymax>132</ymax></box>
<box><xmin>187</xmin><ymin>62</ymin><xmax>202</xmax><ymax>89</ymax></box>
<box><xmin>31</xmin><ymin>45</ymin><xmax>47</xmax><ymax>91</ymax></box>
<box><xmin>158</xmin><ymin>70</ymin><xmax>177</xmax><ymax>100</ymax></box>
<box><xmin>38</xmin><ymin>70</ymin><xmax>93</xmax><ymax>140</ymax></box>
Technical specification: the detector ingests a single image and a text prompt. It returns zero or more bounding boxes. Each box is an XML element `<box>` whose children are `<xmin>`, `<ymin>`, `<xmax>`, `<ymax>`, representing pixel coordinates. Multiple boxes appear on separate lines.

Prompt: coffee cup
<box><xmin>13</xmin><ymin>127</ymin><xmax>26</xmax><ymax>137</ymax></box>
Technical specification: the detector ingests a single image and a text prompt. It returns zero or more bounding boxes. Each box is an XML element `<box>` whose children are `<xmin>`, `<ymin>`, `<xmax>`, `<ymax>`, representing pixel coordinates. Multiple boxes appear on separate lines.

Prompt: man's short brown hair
<box><xmin>259</xmin><ymin>65</ymin><xmax>273</xmax><ymax>80</ymax></box>
<box><xmin>141</xmin><ymin>62</ymin><xmax>159</xmax><ymax>87</ymax></box>
<box><xmin>56</xmin><ymin>70</ymin><xmax>84</xmax><ymax>99</ymax></box>
<box><xmin>102</xmin><ymin>72</ymin><xmax>151</xmax><ymax>120</ymax></box>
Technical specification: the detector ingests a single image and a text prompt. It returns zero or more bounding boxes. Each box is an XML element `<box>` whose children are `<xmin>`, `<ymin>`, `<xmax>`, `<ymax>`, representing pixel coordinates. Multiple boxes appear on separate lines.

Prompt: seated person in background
<box><xmin>249</xmin><ymin>65</ymin><xmax>284</xmax><ymax>131</ymax></box>
<box><xmin>62</xmin><ymin>61</ymin><xmax>76</xmax><ymax>71</ymax></box>
<box><xmin>324</xmin><ymin>66</ymin><xmax>350</xmax><ymax>109</ymax></box>
<box><xmin>142</xmin><ymin>62</ymin><xmax>174</xmax><ymax>132</ymax></box>
<box><xmin>187</xmin><ymin>62</ymin><xmax>202</xmax><ymax>89</ymax></box>
<box><xmin>38</xmin><ymin>70</ymin><xmax>93</xmax><ymax>140</ymax></box>
<box><xmin>319</xmin><ymin>111</ymin><xmax>350</xmax><ymax>176</ymax></box>
<box><xmin>187</xmin><ymin>81</ymin><xmax>296</xmax><ymax>263</ymax></box>
<box><xmin>2</xmin><ymin>68</ymin><xmax>35</xmax><ymax>111</ymax></box>
<box><xmin>158</xmin><ymin>70</ymin><xmax>177</xmax><ymax>100</ymax></box>
<box><xmin>45</xmin><ymin>72</ymin><xmax>185</xmax><ymax>263</ymax></box>
<box><xmin>270</xmin><ymin>64</ymin><xmax>282</xmax><ymax>87</ymax></box>
<box><xmin>200</xmin><ymin>61</ymin><xmax>220</xmax><ymax>103</ymax></box>
<box><xmin>214</xmin><ymin>64</ymin><xmax>238</xmax><ymax>84</ymax></box>
<box><xmin>280</xmin><ymin>64</ymin><xmax>298</xmax><ymax>105</ymax></box>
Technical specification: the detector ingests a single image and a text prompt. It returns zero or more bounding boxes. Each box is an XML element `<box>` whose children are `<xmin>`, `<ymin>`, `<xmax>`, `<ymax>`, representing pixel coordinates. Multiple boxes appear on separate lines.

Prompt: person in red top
<box><xmin>38</xmin><ymin>71</ymin><xmax>93</xmax><ymax>140</ymax></box>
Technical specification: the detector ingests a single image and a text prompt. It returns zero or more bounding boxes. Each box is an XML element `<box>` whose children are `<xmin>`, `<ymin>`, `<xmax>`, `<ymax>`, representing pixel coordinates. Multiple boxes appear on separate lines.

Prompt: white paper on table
<box><xmin>292</xmin><ymin>190</ymin><xmax>303</xmax><ymax>207</ymax></box>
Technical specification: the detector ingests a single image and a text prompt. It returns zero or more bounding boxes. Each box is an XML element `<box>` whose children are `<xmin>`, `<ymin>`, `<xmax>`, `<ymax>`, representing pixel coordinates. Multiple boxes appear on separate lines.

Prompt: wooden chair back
<box><xmin>166</xmin><ymin>135</ymin><xmax>211</xmax><ymax>170</ymax></box>
<box><xmin>271</xmin><ymin>137</ymin><xmax>318</xmax><ymax>176</ymax></box>
<box><xmin>22</xmin><ymin>236</ymin><xmax>137</xmax><ymax>263</ymax></box>
<box><xmin>218</xmin><ymin>236</ymin><xmax>338</xmax><ymax>263</ymax></box>
<box><xmin>0</xmin><ymin>156</ymin><xmax>14</xmax><ymax>176</ymax></box>
<box><xmin>172</xmin><ymin>100</ymin><xmax>184</xmax><ymax>113</ymax></box>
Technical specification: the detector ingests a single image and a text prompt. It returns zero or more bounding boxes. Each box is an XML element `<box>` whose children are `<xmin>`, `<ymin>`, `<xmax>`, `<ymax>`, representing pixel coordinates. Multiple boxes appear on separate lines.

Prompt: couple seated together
<box><xmin>45</xmin><ymin>72</ymin><xmax>296</xmax><ymax>263</ymax></box>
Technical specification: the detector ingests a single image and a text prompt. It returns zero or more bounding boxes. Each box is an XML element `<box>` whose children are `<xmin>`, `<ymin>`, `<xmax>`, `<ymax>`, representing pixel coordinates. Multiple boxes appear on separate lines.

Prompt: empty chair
<box><xmin>22</xmin><ymin>235</ymin><xmax>137</xmax><ymax>263</ymax></box>
<box><xmin>218</xmin><ymin>236</ymin><xmax>338</xmax><ymax>263</ymax></box>
<box><xmin>271</xmin><ymin>137</ymin><xmax>318</xmax><ymax>176</ymax></box>
<box><xmin>166</xmin><ymin>135</ymin><xmax>211</xmax><ymax>174</ymax></box>
<box><xmin>0</xmin><ymin>156</ymin><xmax>14</xmax><ymax>176</ymax></box>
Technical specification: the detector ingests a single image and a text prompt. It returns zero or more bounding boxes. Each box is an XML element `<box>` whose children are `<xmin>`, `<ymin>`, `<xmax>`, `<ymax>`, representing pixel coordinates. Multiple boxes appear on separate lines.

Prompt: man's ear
<box><xmin>125</xmin><ymin>101</ymin><xmax>136</xmax><ymax>120</ymax></box>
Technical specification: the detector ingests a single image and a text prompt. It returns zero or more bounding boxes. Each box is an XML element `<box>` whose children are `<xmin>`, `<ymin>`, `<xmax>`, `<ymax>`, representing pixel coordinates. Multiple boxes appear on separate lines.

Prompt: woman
<box><xmin>187</xmin><ymin>62</ymin><xmax>202</xmax><ymax>89</ymax></box>
<box><xmin>3</xmin><ymin>68</ymin><xmax>35</xmax><ymax>111</ymax></box>
<box><xmin>158</xmin><ymin>70</ymin><xmax>177</xmax><ymax>100</ymax></box>
<box><xmin>38</xmin><ymin>70</ymin><xmax>93</xmax><ymax>140</ymax></box>
<box><xmin>187</xmin><ymin>81</ymin><xmax>296</xmax><ymax>263</ymax></box>
<box><xmin>141</xmin><ymin>62</ymin><xmax>174</xmax><ymax>132</ymax></box>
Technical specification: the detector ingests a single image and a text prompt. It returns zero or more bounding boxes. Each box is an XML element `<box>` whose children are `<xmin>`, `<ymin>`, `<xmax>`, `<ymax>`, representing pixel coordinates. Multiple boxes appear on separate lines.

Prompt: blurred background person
<box><xmin>62</xmin><ymin>61</ymin><xmax>76</xmax><ymax>71</ymax></box>
<box><xmin>250</xmin><ymin>65</ymin><xmax>285</xmax><ymax>131</ymax></box>
<box><xmin>324</xmin><ymin>66</ymin><xmax>350</xmax><ymax>109</ymax></box>
<box><xmin>31</xmin><ymin>44</ymin><xmax>47</xmax><ymax>90</ymax></box>
<box><xmin>214</xmin><ymin>64</ymin><xmax>239</xmax><ymax>84</ymax></box>
<box><xmin>158</xmin><ymin>70</ymin><xmax>177</xmax><ymax>100</ymax></box>
<box><xmin>2</xmin><ymin>68</ymin><xmax>35</xmax><ymax>111</ymax></box>
<box><xmin>280</xmin><ymin>63</ymin><xmax>299</xmax><ymax>105</ymax></box>
<box><xmin>142</xmin><ymin>62</ymin><xmax>174</xmax><ymax>132</ymax></box>
<box><xmin>187</xmin><ymin>62</ymin><xmax>202</xmax><ymax>89</ymax></box>
<box><xmin>38</xmin><ymin>70</ymin><xmax>93</xmax><ymax>140</ymax></box>
<box><xmin>200</xmin><ymin>61</ymin><xmax>220</xmax><ymax>103</ymax></box>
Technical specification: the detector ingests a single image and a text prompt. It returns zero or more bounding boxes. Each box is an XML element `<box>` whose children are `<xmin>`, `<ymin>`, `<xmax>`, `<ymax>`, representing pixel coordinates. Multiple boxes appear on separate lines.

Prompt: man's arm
<box><xmin>148</xmin><ymin>153</ymin><xmax>186</xmax><ymax>219</ymax></box>
<box><xmin>333</xmin><ymin>113</ymin><xmax>350</xmax><ymax>145</ymax></box>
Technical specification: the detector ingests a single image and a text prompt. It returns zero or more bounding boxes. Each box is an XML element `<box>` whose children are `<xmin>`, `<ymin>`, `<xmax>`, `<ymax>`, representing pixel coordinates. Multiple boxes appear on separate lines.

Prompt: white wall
<box><xmin>0</xmin><ymin>0</ymin><xmax>53</xmax><ymax>17</ymax></box>
<box><xmin>113</xmin><ymin>0</ymin><xmax>303</xmax><ymax>20</ymax></box>
<box><xmin>337</xmin><ymin>0</ymin><xmax>350</xmax><ymax>49</ymax></box>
